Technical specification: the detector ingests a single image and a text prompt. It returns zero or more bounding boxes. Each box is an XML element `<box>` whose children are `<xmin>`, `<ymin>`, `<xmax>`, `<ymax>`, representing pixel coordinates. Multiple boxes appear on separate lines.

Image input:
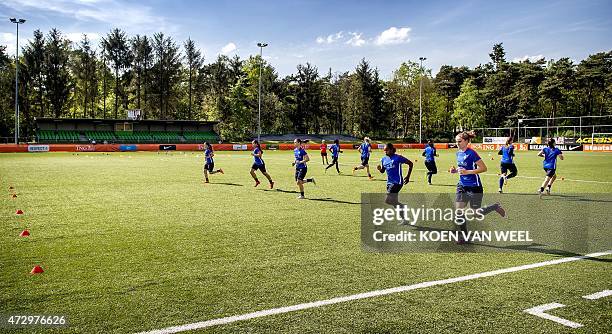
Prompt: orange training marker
<box><xmin>20</xmin><ymin>230</ymin><xmax>30</xmax><ymax>237</ymax></box>
<box><xmin>12</xmin><ymin>194</ymin><xmax>17</xmax><ymax>198</ymax></box>
<box><xmin>30</xmin><ymin>265</ymin><xmax>44</xmax><ymax>274</ymax></box>
<box><xmin>16</xmin><ymin>209</ymin><xmax>24</xmax><ymax>215</ymax></box>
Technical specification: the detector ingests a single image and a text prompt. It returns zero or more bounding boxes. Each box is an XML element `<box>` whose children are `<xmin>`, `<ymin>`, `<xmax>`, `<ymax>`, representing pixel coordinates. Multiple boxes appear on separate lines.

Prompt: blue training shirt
<box><xmin>330</xmin><ymin>144</ymin><xmax>340</xmax><ymax>158</ymax></box>
<box><xmin>542</xmin><ymin>147</ymin><xmax>562</xmax><ymax>169</ymax></box>
<box><xmin>424</xmin><ymin>146</ymin><xmax>436</xmax><ymax>162</ymax></box>
<box><xmin>360</xmin><ymin>143</ymin><xmax>371</xmax><ymax>158</ymax></box>
<box><xmin>204</xmin><ymin>148</ymin><xmax>214</xmax><ymax>164</ymax></box>
<box><xmin>294</xmin><ymin>147</ymin><xmax>308</xmax><ymax>169</ymax></box>
<box><xmin>500</xmin><ymin>145</ymin><xmax>514</xmax><ymax>164</ymax></box>
<box><xmin>380</xmin><ymin>154</ymin><xmax>411</xmax><ymax>185</ymax></box>
<box><xmin>253</xmin><ymin>147</ymin><xmax>264</xmax><ymax>165</ymax></box>
<box><xmin>456</xmin><ymin>148</ymin><xmax>482</xmax><ymax>187</ymax></box>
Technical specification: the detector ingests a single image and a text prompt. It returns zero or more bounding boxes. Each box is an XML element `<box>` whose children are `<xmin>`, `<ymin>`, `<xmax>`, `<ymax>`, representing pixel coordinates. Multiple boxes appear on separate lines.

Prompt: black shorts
<box><xmin>204</xmin><ymin>162</ymin><xmax>214</xmax><ymax>172</ymax></box>
<box><xmin>387</xmin><ymin>183</ymin><xmax>403</xmax><ymax>194</ymax></box>
<box><xmin>361</xmin><ymin>156</ymin><xmax>370</xmax><ymax>166</ymax></box>
<box><xmin>501</xmin><ymin>162</ymin><xmax>517</xmax><ymax>174</ymax></box>
<box><xmin>425</xmin><ymin>160</ymin><xmax>437</xmax><ymax>173</ymax></box>
<box><xmin>321</xmin><ymin>152</ymin><xmax>327</xmax><ymax>157</ymax></box>
<box><xmin>544</xmin><ymin>168</ymin><xmax>556</xmax><ymax>177</ymax></box>
<box><xmin>295</xmin><ymin>167</ymin><xmax>307</xmax><ymax>181</ymax></box>
<box><xmin>252</xmin><ymin>163</ymin><xmax>267</xmax><ymax>173</ymax></box>
<box><xmin>455</xmin><ymin>184</ymin><xmax>484</xmax><ymax>209</ymax></box>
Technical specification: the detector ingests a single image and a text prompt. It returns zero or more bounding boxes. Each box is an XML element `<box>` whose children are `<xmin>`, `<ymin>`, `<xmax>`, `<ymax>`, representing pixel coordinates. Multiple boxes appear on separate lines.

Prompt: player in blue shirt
<box><xmin>249</xmin><ymin>140</ymin><xmax>274</xmax><ymax>189</ymax></box>
<box><xmin>325</xmin><ymin>139</ymin><xmax>343</xmax><ymax>174</ymax></box>
<box><xmin>451</xmin><ymin>131</ymin><xmax>505</xmax><ymax>243</ymax></box>
<box><xmin>537</xmin><ymin>138</ymin><xmax>564</xmax><ymax>197</ymax></box>
<box><xmin>292</xmin><ymin>138</ymin><xmax>316</xmax><ymax>199</ymax></box>
<box><xmin>203</xmin><ymin>142</ymin><xmax>224</xmax><ymax>183</ymax></box>
<box><xmin>497</xmin><ymin>137</ymin><xmax>518</xmax><ymax>193</ymax></box>
<box><xmin>377</xmin><ymin>143</ymin><xmax>413</xmax><ymax>207</ymax></box>
<box><xmin>422</xmin><ymin>139</ymin><xmax>438</xmax><ymax>185</ymax></box>
<box><xmin>353</xmin><ymin>137</ymin><xmax>373</xmax><ymax>179</ymax></box>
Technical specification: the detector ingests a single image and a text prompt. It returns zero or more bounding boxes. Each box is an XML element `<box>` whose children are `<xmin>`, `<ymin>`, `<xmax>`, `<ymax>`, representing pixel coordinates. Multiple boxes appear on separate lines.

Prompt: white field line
<box><xmin>582</xmin><ymin>290</ymin><xmax>612</xmax><ymax>300</ymax></box>
<box><xmin>136</xmin><ymin>250</ymin><xmax>611</xmax><ymax>334</ymax></box>
<box><xmin>523</xmin><ymin>303</ymin><xmax>583</xmax><ymax>328</ymax></box>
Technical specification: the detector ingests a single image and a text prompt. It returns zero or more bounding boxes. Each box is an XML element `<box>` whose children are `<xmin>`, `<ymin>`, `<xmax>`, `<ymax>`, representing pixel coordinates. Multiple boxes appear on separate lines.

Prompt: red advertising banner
<box><xmin>470</xmin><ymin>143</ymin><xmax>529</xmax><ymax>151</ymax></box>
<box><xmin>583</xmin><ymin>144</ymin><xmax>612</xmax><ymax>152</ymax></box>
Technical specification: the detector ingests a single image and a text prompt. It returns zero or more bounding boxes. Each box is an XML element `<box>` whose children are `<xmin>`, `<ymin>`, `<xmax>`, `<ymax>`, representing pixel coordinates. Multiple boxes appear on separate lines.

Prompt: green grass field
<box><xmin>1</xmin><ymin>149</ymin><xmax>610</xmax><ymax>333</ymax></box>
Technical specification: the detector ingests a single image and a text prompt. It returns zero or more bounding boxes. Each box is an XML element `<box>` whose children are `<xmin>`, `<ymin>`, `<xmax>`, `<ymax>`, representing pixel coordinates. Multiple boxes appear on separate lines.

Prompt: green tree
<box><xmin>104</xmin><ymin>28</ymin><xmax>132</xmax><ymax>118</ymax></box>
<box><xmin>44</xmin><ymin>28</ymin><xmax>72</xmax><ymax>118</ymax></box>
<box><xmin>184</xmin><ymin>38</ymin><xmax>203</xmax><ymax>119</ymax></box>
<box><xmin>72</xmin><ymin>34</ymin><xmax>98</xmax><ymax>118</ymax></box>
<box><xmin>453</xmin><ymin>79</ymin><xmax>485</xmax><ymax>130</ymax></box>
<box><xmin>22</xmin><ymin>30</ymin><xmax>46</xmax><ymax>118</ymax></box>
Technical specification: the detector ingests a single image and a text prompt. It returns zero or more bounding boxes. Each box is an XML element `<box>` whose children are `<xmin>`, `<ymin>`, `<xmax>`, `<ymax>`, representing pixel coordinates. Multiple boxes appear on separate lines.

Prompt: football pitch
<box><xmin>1</xmin><ymin>149</ymin><xmax>611</xmax><ymax>333</ymax></box>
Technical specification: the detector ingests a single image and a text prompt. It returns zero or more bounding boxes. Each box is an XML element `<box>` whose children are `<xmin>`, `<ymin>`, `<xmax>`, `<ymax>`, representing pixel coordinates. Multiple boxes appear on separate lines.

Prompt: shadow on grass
<box><xmin>506</xmin><ymin>193</ymin><xmax>612</xmax><ymax>203</ymax></box>
<box><xmin>273</xmin><ymin>188</ymin><xmax>361</xmax><ymax>205</ymax></box>
<box><xmin>209</xmin><ymin>182</ymin><xmax>243</xmax><ymax>187</ymax></box>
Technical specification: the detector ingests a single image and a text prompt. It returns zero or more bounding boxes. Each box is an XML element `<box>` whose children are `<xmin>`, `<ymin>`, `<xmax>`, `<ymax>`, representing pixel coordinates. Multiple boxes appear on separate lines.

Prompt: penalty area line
<box><xmin>136</xmin><ymin>250</ymin><xmax>611</xmax><ymax>334</ymax></box>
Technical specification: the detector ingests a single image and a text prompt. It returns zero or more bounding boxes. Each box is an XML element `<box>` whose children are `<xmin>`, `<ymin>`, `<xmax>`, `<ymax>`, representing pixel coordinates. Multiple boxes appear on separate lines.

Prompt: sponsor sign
<box><xmin>483</xmin><ymin>137</ymin><xmax>509</xmax><ymax>144</ymax></box>
<box><xmin>528</xmin><ymin>144</ymin><xmax>583</xmax><ymax>151</ymax></box>
<box><xmin>127</xmin><ymin>109</ymin><xmax>141</xmax><ymax>120</ymax></box>
<box><xmin>119</xmin><ymin>145</ymin><xmax>137</xmax><ymax>151</ymax></box>
<box><xmin>583</xmin><ymin>144</ymin><xmax>612</xmax><ymax>152</ymax></box>
<box><xmin>471</xmin><ymin>143</ymin><xmax>528</xmax><ymax>151</ymax></box>
<box><xmin>159</xmin><ymin>144</ymin><xmax>176</xmax><ymax>151</ymax></box>
<box><xmin>76</xmin><ymin>145</ymin><xmax>95</xmax><ymax>152</ymax></box>
<box><xmin>378</xmin><ymin>144</ymin><xmax>386</xmax><ymax>149</ymax></box>
<box><xmin>232</xmin><ymin>144</ymin><xmax>247</xmax><ymax>150</ymax></box>
<box><xmin>27</xmin><ymin>145</ymin><xmax>49</xmax><ymax>152</ymax></box>
<box><xmin>576</xmin><ymin>137</ymin><xmax>612</xmax><ymax>144</ymax></box>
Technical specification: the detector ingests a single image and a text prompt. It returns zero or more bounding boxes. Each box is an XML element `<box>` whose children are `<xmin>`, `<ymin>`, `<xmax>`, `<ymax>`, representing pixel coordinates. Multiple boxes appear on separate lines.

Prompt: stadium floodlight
<box><xmin>10</xmin><ymin>18</ymin><xmax>26</xmax><ymax>145</ymax></box>
<box><xmin>418</xmin><ymin>57</ymin><xmax>427</xmax><ymax>144</ymax></box>
<box><xmin>257</xmin><ymin>43</ymin><xmax>268</xmax><ymax>143</ymax></box>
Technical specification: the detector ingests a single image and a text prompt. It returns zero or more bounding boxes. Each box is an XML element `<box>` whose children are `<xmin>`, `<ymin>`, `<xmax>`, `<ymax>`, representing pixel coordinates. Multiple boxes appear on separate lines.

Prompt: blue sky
<box><xmin>1</xmin><ymin>0</ymin><xmax>610</xmax><ymax>78</ymax></box>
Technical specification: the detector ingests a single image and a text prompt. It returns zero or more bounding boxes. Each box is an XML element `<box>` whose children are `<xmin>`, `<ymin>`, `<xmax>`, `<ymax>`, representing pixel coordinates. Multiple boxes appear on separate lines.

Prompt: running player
<box><xmin>498</xmin><ymin>137</ymin><xmax>518</xmax><ymax>193</ymax></box>
<box><xmin>203</xmin><ymin>142</ymin><xmax>224</xmax><ymax>183</ymax></box>
<box><xmin>422</xmin><ymin>139</ymin><xmax>438</xmax><ymax>185</ymax></box>
<box><xmin>377</xmin><ymin>143</ymin><xmax>413</xmax><ymax>208</ymax></box>
<box><xmin>537</xmin><ymin>138</ymin><xmax>564</xmax><ymax>198</ymax></box>
<box><xmin>353</xmin><ymin>137</ymin><xmax>373</xmax><ymax>179</ymax></box>
<box><xmin>325</xmin><ymin>139</ymin><xmax>342</xmax><ymax>174</ymax></box>
<box><xmin>250</xmin><ymin>140</ymin><xmax>274</xmax><ymax>189</ymax></box>
<box><xmin>452</xmin><ymin>131</ymin><xmax>505</xmax><ymax>243</ymax></box>
<box><xmin>293</xmin><ymin>138</ymin><xmax>316</xmax><ymax>199</ymax></box>
<box><xmin>320</xmin><ymin>140</ymin><xmax>329</xmax><ymax>165</ymax></box>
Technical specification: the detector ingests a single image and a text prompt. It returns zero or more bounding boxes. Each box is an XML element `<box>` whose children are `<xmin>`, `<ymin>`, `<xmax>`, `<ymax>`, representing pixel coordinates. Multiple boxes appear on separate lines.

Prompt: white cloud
<box><xmin>220</xmin><ymin>42</ymin><xmax>237</xmax><ymax>55</ymax></box>
<box><xmin>3</xmin><ymin>0</ymin><xmax>175</xmax><ymax>34</ymax></box>
<box><xmin>346</xmin><ymin>32</ymin><xmax>366</xmax><ymax>47</ymax></box>
<box><xmin>316</xmin><ymin>31</ymin><xmax>344</xmax><ymax>44</ymax></box>
<box><xmin>512</xmin><ymin>54</ymin><xmax>545</xmax><ymax>63</ymax></box>
<box><xmin>375</xmin><ymin>27</ymin><xmax>411</xmax><ymax>45</ymax></box>
<box><xmin>66</xmin><ymin>32</ymin><xmax>101</xmax><ymax>43</ymax></box>
<box><xmin>1</xmin><ymin>32</ymin><xmax>17</xmax><ymax>56</ymax></box>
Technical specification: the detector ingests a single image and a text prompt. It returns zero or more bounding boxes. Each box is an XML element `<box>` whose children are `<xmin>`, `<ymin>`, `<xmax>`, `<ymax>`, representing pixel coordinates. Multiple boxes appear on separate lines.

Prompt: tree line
<box><xmin>0</xmin><ymin>28</ymin><xmax>610</xmax><ymax>141</ymax></box>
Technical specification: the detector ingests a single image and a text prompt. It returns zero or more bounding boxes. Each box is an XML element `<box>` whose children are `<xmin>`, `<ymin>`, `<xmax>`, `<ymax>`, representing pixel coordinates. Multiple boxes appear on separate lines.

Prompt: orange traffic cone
<box><xmin>30</xmin><ymin>265</ymin><xmax>44</xmax><ymax>274</ymax></box>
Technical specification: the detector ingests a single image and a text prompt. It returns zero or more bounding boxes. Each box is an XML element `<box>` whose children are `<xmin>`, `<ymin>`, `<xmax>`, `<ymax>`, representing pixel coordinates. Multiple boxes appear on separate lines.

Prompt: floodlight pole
<box><xmin>10</xmin><ymin>18</ymin><xmax>26</xmax><ymax>144</ymax></box>
<box><xmin>418</xmin><ymin>57</ymin><xmax>426</xmax><ymax>144</ymax></box>
<box><xmin>257</xmin><ymin>42</ymin><xmax>268</xmax><ymax>143</ymax></box>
